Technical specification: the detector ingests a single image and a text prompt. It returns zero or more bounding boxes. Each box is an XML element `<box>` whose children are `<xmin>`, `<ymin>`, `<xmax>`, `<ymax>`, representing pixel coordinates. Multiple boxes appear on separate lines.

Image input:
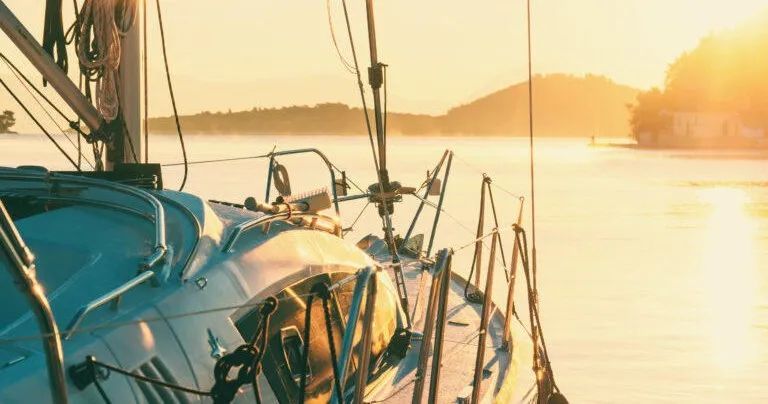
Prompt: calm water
<box><xmin>2</xmin><ymin>133</ymin><xmax>767</xmax><ymax>403</ymax></box>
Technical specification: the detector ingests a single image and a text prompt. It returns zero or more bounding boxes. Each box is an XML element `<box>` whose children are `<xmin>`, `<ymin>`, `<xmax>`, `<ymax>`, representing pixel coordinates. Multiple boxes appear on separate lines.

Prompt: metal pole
<box><xmin>0</xmin><ymin>202</ymin><xmax>68</xmax><ymax>403</ymax></box>
<box><xmin>118</xmin><ymin>0</ymin><xmax>143</xmax><ymax>164</ymax></box>
<box><xmin>471</xmin><ymin>177</ymin><xmax>489</xmax><ymax>288</ymax></box>
<box><xmin>427</xmin><ymin>252</ymin><xmax>452</xmax><ymax>403</ymax></box>
<box><xmin>361</xmin><ymin>1</ymin><xmax>408</xmax><ymax>326</ymax></box>
<box><xmin>411</xmin><ymin>249</ymin><xmax>449</xmax><ymax>404</ymax></box>
<box><xmin>425</xmin><ymin>151</ymin><xmax>453</xmax><ymax>257</ymax></box>
<box><xmin>402</xmin><ymin>150</ymin><xmax>449</xmax><ymax>248</ymax></box>
<box><xmin>502</xmin><ymin>198</ymin><xmax>524</xmax><ymax>347</ymax></box>
<box><xmin>364</xmin><ymin>0</ymin><xmax>386</xmax><ymax>176</ymax></box>
<box><xmin>263</xmin><ymin>149</ymin><xmax>341</xmax><ymax>212</ymax></box>
<box><xmin>486</xmin><ymin>182</ymin><xmax>508</xmax><ymax>279</ymax></box>
<box><xmin>471</xmin><ymin>231</ymin><xmax>498</xmax><ymax>404</ymax></box>
<box><xmin>353</xmin><ymin>271</ymin><xmax>378</xmax><ymax>403</ymax></box>
<box><xmin>0</xmin><ymin>1</ymin><xmax>103</xmax><ymax>133</ymax></box>
<box><xmin>333</xmin><ymin>267</ymin><xmax>374</xmax><ymax>402</ymax></box>
<box><xmin>265</xmin><ymin>157</ymin><xmax>275</xmax><ymax>203</ymax></box>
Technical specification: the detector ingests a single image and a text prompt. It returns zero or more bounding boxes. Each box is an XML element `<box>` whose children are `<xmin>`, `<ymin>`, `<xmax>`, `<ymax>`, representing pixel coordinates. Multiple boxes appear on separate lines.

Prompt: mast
<box><xmin>364</xmin><ymin>0</ymin><xmax>388</xmax><ymax>186</ymax></box>
<box><xmin>116</xmin><ymin>0</ymin><xmax>144</xmax><ymax>165</ymax></box>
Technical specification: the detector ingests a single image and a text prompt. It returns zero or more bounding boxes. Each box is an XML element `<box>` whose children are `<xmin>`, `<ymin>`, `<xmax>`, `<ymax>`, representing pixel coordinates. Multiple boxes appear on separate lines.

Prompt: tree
<box><xmin>628</xmin><ymin>88</ymin><xmax>669</xmax><ymax>141</ymax></box>
<box><xmin>0</xmin><ymin>110</ymin><xmax>16</xmax><ymax>133</ymax></box>
<box><xmin>629</xmin><ymin>10</ymin><xmax>768</xmax><ymax>141</ymax></box>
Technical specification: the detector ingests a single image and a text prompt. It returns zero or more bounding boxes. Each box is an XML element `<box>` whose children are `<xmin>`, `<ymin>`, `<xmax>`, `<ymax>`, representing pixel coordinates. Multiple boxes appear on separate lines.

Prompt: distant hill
<box><xmin>149</xmin><ymin>74</ymin><xmax>639</xmax><ymax>137</ymax></box>
<box><xmin>441</xmin><ymin>74</ymin><xmax>638</xmax><ymax>136</ymax></box>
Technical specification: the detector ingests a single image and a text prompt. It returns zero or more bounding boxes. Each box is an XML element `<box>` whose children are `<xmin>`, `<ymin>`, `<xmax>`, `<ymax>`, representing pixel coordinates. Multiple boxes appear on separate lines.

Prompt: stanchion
<box><xmin>470</xmin><ymin>231</ymin><xmax>499</xmax><ymax>403</ymax></box>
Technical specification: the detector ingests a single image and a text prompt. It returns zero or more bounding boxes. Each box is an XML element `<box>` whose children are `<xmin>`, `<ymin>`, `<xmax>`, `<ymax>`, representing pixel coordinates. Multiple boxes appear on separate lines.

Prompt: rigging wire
<box><xmin>522</xmin><ymin>4</ymin><xmax>566</xmax><ymax>401</ymax></box>
<box><xmin>337</xmin><ymin>0</ymin><xmax>401</xmax><ymax>274</ymax></box>
<box><xmin>382</xmin><ymin>64</ymin><xmax>387</xmax><ymax>136</ymax></box>
<box><xmin>407</xmin><ymin>192</ymin><xmax>514</xmax><ymax>273</ymax></box>
<box><xmin>120</xmin><ymin>113</ymin><xmax>140</xmax><ymax>163</ymax></box>
<box><xmin>0</xmin><ymin>55</ymin><xmax>94</xmax><ymax>169</ymax></box>
<box><xmin>326</xmin><ymin>0</ymin><xmax>357</xmax><ymax>74</ymax></box>
<box><xmin>526</xmin><ymin>0</ymin><xmax>538</xmax><ymax>290</ymax></box>
<box><xmin>162</xmin><ymin>153</ymin><xmax>271</xmax><ymax>167</ymax></box>
<box><xmin>154</xmin><ymin>0</ymin><xmax>189</xmax><ymax>191</ymax></box>
<box><xmin>343</xmin><ymin>201</ymin><xmax>370</xmax><ymax>236</ymax></box>
<box><xmin>337</xmin><ymin>0</ymin><xmax>381</xmax><ymax>181</ymax></box>
<box><xmin>452</xmin><ymin>152</ymin><xmax>524</xmax><ymax>199</ymax></box>
<box><xmin>0</xmin><ymin>53</ymin><xmax>73</xmax><ymax>125</ymax></box>
<box><xmin>86</xmin><ymin>357</ymin><xmax>212</xmax><ymax>400</ymax></box>
<box><xmin>0</xmin><ymin>76</ymin><xmax>80</xmax><ymax>170</ymax></box>
<box><xmin>514</xmin><ymin>225</ymin><xmax>560</xmax><ymax>395</ymax></box>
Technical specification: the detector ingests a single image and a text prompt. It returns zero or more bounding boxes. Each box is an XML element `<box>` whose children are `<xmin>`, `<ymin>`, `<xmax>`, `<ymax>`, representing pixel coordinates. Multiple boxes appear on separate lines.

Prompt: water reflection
<box><xmin>698</xmin><ymin>188</ymin><xmax>759</xmax><ymax>370</ymax></box>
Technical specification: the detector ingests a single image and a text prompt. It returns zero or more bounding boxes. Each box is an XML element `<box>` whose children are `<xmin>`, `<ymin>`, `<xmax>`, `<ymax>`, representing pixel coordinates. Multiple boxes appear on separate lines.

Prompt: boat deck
<box><xmin>369</xmin><ymin>258</ymin><xmax>514</xmax><ymax>404</ymax></box>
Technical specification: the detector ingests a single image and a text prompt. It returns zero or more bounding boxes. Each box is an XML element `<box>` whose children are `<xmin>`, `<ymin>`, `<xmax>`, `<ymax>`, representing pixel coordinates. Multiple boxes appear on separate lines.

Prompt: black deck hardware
<box><xmin>386</xmin><ymin>327</ymin><xmax>412</xmax><ymax>359</ymax></box>
<box><xmin>55</xmin><ymin>163</ymin><xmax>163</xmax><ymax>190</ymax></box>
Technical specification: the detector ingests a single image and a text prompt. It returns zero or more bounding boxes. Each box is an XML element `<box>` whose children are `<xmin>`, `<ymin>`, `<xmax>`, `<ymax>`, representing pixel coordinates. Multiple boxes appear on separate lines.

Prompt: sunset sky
<box><xmin>1</xmin><ymin>0</ymin><xmax>768</xmax><ymax>131</ymax></box>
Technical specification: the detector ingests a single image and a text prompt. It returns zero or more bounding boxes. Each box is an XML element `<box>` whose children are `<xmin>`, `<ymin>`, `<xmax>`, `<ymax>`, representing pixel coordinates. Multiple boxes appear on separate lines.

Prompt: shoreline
<box><xmin>590</xmin><ymin>142</ymin><xmax>768</xmax><ymax>159</ymax></box>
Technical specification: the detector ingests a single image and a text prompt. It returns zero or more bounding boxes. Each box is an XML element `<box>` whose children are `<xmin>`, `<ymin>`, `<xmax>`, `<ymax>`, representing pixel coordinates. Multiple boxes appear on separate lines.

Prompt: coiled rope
<box><xmin>211</xmin><ymin>296</ymin><xmax>277</xmax><ymax>404</ymax></box>
<box><xmin>76</xmin><ymin>0</ymin><xmax>135</xmax><ymax>122</ymax></box>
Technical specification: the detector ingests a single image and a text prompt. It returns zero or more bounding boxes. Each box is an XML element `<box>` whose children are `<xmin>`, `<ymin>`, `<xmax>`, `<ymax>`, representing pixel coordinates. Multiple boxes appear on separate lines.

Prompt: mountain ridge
<box><xmin>149</xmin><ymin>73</ymin><xmax>639</xmax><ymax>137</ymax></box>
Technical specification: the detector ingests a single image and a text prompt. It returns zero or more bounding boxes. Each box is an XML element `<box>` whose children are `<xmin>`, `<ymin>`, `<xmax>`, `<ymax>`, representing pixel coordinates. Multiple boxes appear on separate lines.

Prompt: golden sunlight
<box><xmin>698</xmin><ymin>188</ymin><xmax>759</xmax><ymax>370</ymax></box>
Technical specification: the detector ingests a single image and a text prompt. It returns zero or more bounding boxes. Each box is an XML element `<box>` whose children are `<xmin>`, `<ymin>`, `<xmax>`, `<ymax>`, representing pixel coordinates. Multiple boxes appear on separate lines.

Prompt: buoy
<box><xmin>272</xmin><ymin>162</ymin><xmax>292</xmax><ymax>196</ymax></box>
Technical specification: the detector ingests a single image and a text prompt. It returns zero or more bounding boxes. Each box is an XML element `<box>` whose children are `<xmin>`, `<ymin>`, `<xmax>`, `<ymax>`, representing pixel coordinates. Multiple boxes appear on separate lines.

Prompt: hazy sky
<box><xmin>1</xmin><ymin>0</ymin><xmax>767</xmax><ymax>130</ymax></box>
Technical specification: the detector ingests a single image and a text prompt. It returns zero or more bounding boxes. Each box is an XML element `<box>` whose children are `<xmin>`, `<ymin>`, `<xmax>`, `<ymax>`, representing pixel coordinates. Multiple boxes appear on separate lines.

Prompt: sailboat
<box><xmin>0</xmin><ymin>1</ymin><xmax>566</xmax><ymax>403</ymax></box>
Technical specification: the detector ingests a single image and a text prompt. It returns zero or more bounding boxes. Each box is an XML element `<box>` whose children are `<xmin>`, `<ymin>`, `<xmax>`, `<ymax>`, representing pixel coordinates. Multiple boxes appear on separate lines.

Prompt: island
<box><xmin>149</xmin><ymin>74</ymin><xmax>638</xmax><ymax>138</ymax></box>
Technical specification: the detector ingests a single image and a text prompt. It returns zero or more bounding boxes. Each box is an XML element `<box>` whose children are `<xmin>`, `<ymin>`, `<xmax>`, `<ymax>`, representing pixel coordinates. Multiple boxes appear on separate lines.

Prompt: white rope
<box><xmin>76</xmin><ymin>0</ymin><xmax>136</xmax><ymax>122</ymax></box>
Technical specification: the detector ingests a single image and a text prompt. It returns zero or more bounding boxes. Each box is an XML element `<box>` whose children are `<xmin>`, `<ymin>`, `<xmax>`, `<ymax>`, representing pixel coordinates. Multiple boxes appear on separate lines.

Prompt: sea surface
<box><xmin>2</xmin><ymin>133</ymin><xmax>767</xmax><ymax>403</ymax></box>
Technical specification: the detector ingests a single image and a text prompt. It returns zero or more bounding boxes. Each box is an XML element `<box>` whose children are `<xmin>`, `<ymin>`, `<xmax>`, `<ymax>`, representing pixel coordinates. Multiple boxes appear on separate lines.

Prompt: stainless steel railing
<box><xmin>0</xmin><ymin>169</ymin><xmax>173</xmax><ymax>342</ymax></box>
<box><xmin>264</xmin><ymin>148</ymin><xmax>342</xmax><ymax>214</ymax></box>
<box><xmin>330</xmin><ymin>266</ymin><xmax>378</xmax><ymax>403</ymax></box>
<box><xmin>411</xmin><ymin>248</ymin><xmax>450</xmax><ymax>403</ymax></box>
<box><xmin>0</xmin><ymin>200</ymin><xmax>68</xmax><ymax>403</ymax></box>
<box><xmin>0</xmin><ymin>169</ymin><xmax>169</xmax><ymax>272</ymax></box>
<box><xmin>221</xmin><ymin>211</ymin><xmax>342</xmax><ymax>252</ymax></box>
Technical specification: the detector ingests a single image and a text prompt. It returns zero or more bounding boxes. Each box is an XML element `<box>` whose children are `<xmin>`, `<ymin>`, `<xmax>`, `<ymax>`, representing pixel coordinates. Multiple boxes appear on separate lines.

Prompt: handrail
<box><xmin>0</xmin><ymin>194</ymin><xmax>154</xmax><ymax>222</ymax></box>
<box><xmin>353</xmin><ymin>269</ymin><xmax>378</xmax><ymax>404</ymax></box>
<box><xmin>63</xmin><ymin>270</ymin><xmax>156</xmax><ymax>340</ymax></box>
<box><xmin>221</xmin><ymin>211</ymin><xmax>341</xmax><ymax>252</ymax></box>
<box><xmin>427</xmin><ymin>251</ymin><xmax>453</xmax><ymax>403</ymax></box>
<box><xmin>471</xmin><ymin>231</ymin><xmax>499</xmax><ymax>404</ymax></box>
<box><xmin>411</xmin><ymin>249</ymin><xmax>450</xmax><ymax>403</ymax></box>
<box><xmin>0</xmin><ymin>169</ymin><xmax>169</xmax><ymax>273</ymax></box>
<box><xmin>264</xmin><ymin>148</ymin><xmax>341</xmax><ymax>214</ymax></box>
<box><xmin>502</xmin><ymin>198</ymin><xmax>525</xmax><ymax>348</ymax></box>
<box><xmin>0</xmin><ymin>201</ymin><xmax>68</xmax><ymax>403</ymax></box>
<box><xmin>330</xmin><ymin>266</ymin><xmax>376</xmax><ymax>403</ymax></box>
<box><xmin>466</xmin><ymin>174</ymin><xmax>509</xmax><ymax>300</ymax></box>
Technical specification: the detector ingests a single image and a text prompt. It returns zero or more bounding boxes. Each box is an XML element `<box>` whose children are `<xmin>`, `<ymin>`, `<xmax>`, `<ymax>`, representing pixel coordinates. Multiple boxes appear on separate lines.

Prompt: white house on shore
<box><xmin>638</xmin><ymin>111</ymin><xmax>766</xmax><ymax>147</ymax></box>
